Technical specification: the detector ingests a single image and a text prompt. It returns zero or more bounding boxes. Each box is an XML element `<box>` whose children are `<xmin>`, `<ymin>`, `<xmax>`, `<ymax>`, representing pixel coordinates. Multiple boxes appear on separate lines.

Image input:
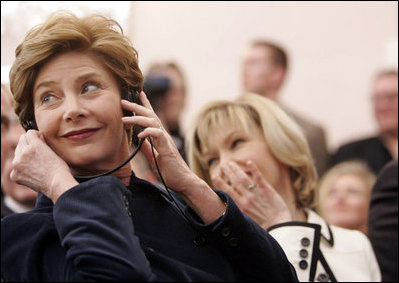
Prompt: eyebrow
<box><xmin>202</xmin><ymin>130</ymin><xmax>242</xmax><ymax>156</ymax></box>
<box><xmin>34</xmin><ymin>72</ymin><xmax>102</xmax><ymax>93</ymax></box>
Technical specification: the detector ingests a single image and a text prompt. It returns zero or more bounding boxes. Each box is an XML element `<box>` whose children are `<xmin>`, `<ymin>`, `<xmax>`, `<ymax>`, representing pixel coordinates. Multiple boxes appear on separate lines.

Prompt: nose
<box><xmin>331</xmin><ymin>190</ymin><xmax>347</xmax><ymax>204</ymax></box>
<box><xmin>62</xmin><ymin>95</ymin><xmax>88</xmax><ymax>122</ymax></box>
<box><xmin>212</xmin><ymin>151</ymin><xmax>235</xmax><ymax>176</ymax></box>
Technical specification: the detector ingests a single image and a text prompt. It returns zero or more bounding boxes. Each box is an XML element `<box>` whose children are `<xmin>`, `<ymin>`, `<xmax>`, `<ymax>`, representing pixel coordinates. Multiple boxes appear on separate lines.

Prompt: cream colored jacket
<box><xmin>268</xmin><ymin>209</ymin><xmax>381</xmax><ymax>282</ymax></box>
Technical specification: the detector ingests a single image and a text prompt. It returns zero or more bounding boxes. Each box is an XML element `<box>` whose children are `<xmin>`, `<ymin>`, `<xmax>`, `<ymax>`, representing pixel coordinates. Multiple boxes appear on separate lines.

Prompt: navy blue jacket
<box><xmin>1</xmin><ymin>173</ymin><xmax>298</xmax><ymax>282</ymax></box>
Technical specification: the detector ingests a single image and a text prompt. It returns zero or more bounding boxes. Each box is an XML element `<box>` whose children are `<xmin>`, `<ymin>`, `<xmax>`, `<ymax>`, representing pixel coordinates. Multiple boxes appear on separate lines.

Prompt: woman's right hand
<box><xmin>10</xmin><ymin>130</ymin><xmax>78</xmax><ymax>203</ymax></box>
<box><xmin>211</xmin><ymin>160</ymin><xmax>292</xmax><ymax>229</ymax></box>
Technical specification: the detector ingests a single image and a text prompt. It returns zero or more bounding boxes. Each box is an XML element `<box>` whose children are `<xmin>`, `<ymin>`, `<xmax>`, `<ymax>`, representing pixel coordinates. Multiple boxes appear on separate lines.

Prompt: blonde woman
<box><xmin>317</xmin><ymin>161</ymin><xmax>376</xmax><ymax>234</ymax></box>
<box><xmin>187</xmin><ymin>93</ymin><xmax>381</xmax><ymax>281</ymax></box>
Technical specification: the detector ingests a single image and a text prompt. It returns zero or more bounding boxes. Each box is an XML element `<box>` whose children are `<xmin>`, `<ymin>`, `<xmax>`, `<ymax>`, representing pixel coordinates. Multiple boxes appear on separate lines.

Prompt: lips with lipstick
<box><xmin>61</xmin><ymin>128</ymin><xmax>101</xmax><ymax>141</ymax></box>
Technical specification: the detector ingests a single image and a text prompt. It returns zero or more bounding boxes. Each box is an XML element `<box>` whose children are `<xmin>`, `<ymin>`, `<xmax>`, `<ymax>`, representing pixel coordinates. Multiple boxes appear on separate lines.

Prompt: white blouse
<box><xmin>268</xmin><ymin>209</ymin><xmax>381</xmax><ymax>282</ymax></box>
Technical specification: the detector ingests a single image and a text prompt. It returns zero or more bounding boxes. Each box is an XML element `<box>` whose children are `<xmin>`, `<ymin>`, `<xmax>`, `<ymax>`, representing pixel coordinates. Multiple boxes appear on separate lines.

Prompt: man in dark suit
<box><xmin>368</xmin><ymin>160</ymin><xmax>398</xmax><ymax>282</ymax></box>
<box><xmin>330</xmin><ymin>70</ymin><xmax>398</xmax><ymax>175</ymax></box>
<box><xmin>241</xmin><ymin>40</ymin><xmax>330</xmax><ymax>176</ymax></box>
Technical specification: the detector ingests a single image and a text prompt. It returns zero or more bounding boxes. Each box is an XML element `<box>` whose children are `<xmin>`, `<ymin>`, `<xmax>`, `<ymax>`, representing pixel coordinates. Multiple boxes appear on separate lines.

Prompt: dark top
<box><xmin>0</xmin><ymin>195</ymin><xmax>14</xmax><ymax>219</ymax></box>
<box><xmin>1</xmin><ymin>173</ymin><xmax>298</xmax><ymax>282</ymax></box>
<box><xmin>368</xmin><ymin>160</ymin><xmax>398</xmax><ymax>282</ymax></box>
<box><xmin>330</xmin><ymin>136</ymin><xmax>393</xmax><ymax>174</ymax></box>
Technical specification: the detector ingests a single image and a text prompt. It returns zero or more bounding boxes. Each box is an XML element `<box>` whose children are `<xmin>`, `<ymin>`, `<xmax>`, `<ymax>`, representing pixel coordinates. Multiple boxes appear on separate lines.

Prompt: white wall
<box><xmin>1</xmin><ymin>1</ymin><xmax>397</xmax><ymax>152</ymax></box>
<box><xmin>131</xmin><ymin>1</ymin><xmax>398</xmax><ymax>152</ymax></box>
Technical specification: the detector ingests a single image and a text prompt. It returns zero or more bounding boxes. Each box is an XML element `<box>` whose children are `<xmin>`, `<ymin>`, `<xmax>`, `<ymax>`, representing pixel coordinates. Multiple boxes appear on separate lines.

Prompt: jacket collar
<box><xmin>306</xmin><ymin>208</ymin><xmax>334</xmax><ymax>246</ymax></box>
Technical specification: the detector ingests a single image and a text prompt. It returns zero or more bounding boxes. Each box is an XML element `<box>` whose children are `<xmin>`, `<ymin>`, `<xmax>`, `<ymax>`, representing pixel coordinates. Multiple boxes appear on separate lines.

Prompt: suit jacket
<box><xmin>282</xmin><ymin>105</ymin><xmax>330</xmax><ymax>177</ymax></box>
<box><xmin>268</xmin><ymin>209</ymin><xmax>381</xmax><ymax>282</ymax></box>
<box><xmin>330</xmin><ymin>136</ymin><xmax>393</xmax><ymax>175</ymax></box>
<box><xmin>0</xmin><ymin>196</ymin><xmax>13</xmax><ymax>219</ymax></box>
<box><xmin>368</xmin><ymin>160</ymin><xmax>398</xmax><ymax>282</ymax></box>
<box><xmin>1</xmin><ymin>173</ymin><xmax>298</xmax><ymax>282</ymax></box>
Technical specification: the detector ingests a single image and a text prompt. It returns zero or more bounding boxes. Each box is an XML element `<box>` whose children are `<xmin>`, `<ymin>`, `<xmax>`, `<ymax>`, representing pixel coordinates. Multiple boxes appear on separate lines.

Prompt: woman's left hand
<box><xmin>121</xmin><ymin>92</ymin><xmax>226</xmax><ymax>223</ymax></box>
<box><xmin>121</xmin><ymin>92</ymin><xmax>202</xmax><ymax>192</ymax></box>
<box><xmin>211</xmin><ymin>161</ymin><xmax>292</xmax><ymax>229</ymax></box>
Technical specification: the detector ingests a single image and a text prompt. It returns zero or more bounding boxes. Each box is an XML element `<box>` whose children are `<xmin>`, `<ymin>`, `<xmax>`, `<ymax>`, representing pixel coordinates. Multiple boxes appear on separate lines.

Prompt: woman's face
<box><xmin>203</xmin><ymin>121</ymin><xmax>287</xmax><ymax>193</ymax></box>
<box><xmin>33</xmin><ymin>51</ymin><xmax>129</xmax><ymax>173</ymax></box>
<box><xmin>323</xmin><ymin>174</ymin><xmax>370</xmax><ymax>231</ymax></box>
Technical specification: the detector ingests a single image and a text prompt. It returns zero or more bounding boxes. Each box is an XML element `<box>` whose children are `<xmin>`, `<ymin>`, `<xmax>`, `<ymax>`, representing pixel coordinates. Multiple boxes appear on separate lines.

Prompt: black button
<box><xmin>125</xmin><ymin>207</ymin><xmax>132</xmax><ymax>217</ymax></box>
<box><xmin>146</xmin><ymin>247</ymin><xmax>155</xmax><ymax>253</ymax></box>
<box><xmin>317</xmin><ymin>273</ymin><xmax>329</xmax><ymax>282</ymax></box>
<box><xmin>299</xmin><ymin>248</ymin><xmax>308</xmax><ymax>258</ymax></box>
<box><xmin>193</xmin><ymin>235</ymin><xmax>206</xmax><ymax>247</ymax></box>
<box><xmin>228</xmin><ymin>237</ymin><xmax>239</xmax><ymax>247</ymax></box>
<box><xmin>123</xmin><ymin>195</ymin><xmax>129</xmax><ymax>204</ymax></box>
<box><xmin>299</xmin><ymin>260</ymin><xmax>308</xmax><ymax>270</ymax></box>
<box><xmin>301</xmin><ymin>237</ymin><xmax>310</xmax><ymax>247</ymax></box>
<box><xmin>221</xmin><ymin>227</ymin><xmax>231</xmax><ymax>237</ymax></box>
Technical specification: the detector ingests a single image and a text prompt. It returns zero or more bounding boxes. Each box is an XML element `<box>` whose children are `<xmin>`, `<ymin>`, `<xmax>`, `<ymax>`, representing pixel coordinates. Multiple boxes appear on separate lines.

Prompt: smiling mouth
<box><xmin>62</xmin><ymin>128</ymin><xmax>101</xmax><ymax>141</ymax></box>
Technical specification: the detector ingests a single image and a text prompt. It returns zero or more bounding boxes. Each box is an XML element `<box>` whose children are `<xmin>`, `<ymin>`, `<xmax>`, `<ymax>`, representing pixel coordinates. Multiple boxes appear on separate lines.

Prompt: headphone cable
<box><xmin>74</xmin><ymin>138</ymin><xmax>145</xmax><ymax>181</ymax></box>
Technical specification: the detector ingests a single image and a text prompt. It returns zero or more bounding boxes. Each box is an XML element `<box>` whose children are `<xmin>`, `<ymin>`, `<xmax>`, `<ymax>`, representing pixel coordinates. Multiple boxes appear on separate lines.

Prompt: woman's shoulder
<box><xmin>328</xmin><ymin>224</ymin><xmax>371</xmax><ymax>248</ymax></box>
<box><xmin>2</xmin><ymin>205</ymin><xmax>55</xmax><ymax>236</ymax></box>
<box><xmin>329</xmin><ymin>224</ymin><xmax>365</xmax><ymax>236</ymax></box>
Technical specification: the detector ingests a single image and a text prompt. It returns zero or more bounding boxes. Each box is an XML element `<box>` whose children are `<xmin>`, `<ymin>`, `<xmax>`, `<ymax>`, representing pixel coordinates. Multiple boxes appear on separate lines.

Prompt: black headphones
<box><xmin>22</xmin><ymin>120</ymin><xmax>38</xmax><ymax>131</ymax></box>
<box><xmin>22</xmin><ymin>86</ymin><xmax>145</xmax><ymax>181</ymax></box>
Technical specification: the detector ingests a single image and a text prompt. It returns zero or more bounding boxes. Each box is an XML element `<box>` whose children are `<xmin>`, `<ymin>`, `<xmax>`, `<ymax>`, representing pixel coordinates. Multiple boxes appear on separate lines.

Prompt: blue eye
<box><xmin>41</xmin><ymin>93</ymin><xmax>55</xmax><ymax>104</ymax></box>
<box><xmin>82</xmin><ymin>82</ymin><xmax>99</xmax><ymax>93</ymax></box>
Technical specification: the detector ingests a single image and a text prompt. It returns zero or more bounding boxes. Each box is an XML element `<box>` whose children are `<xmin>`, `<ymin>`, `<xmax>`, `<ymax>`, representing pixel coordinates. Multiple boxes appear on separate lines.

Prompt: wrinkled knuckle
<box><xmin>240</xmin><ymin>197</ymin><xmax>251</xmax><ymax>210</ymax></box>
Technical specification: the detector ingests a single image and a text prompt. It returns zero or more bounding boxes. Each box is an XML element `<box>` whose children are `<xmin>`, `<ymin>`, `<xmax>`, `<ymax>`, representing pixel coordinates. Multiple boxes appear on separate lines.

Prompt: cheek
<box><xmin>325</xmin><ymin>197</ymin><xmax>338</xmax><ymax>209</ymax></box>
<box><xmin>35</xmin><ymin>113</ymin><xmax>59</xmax><ymax>142</ymax></box>
<box><xmin>349</xmin><ymin>196</ymin><xmax>369</xmax><ymax>211</ymax></box>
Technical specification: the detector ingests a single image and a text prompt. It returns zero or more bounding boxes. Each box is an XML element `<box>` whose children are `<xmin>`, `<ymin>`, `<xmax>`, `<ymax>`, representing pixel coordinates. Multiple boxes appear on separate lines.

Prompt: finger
<box><xmin>10</xmin><ymin>168</ymin><xmax>17</xmax><ymax>183</ymax></box>
<box><xmin>246</xmin><ymin>160</ymin><xmax>271</xmax><ymax>191</ymax></box>
<box><xmin>122</xmin><ymin>115</ymin><xmax>162</xmax><ymax>129</ymax></box>
<box><xmin>138</xmin><ymin>91</ymin><xmax>155</xmax><ymax>111</ymax></box>
<box><xmin>137</xmin><ymin>127</ymin><xmax>164</xmax><ymax>141</ymax></box>
<box><xmin>221</xmin><ymin>163</ymin><xmax>251</xmax><ymax>195</ymax></box>
<box><xmin>227</xmin><ymin>162</ymin><xmax>256</xmax><ymax>192</ymax></box>
<box><xmin>25</xmin><ymin>129</ymin><xmax>42</xmax><ymax>145</ymax></box>
<box><xmin>121</xmin><ymin>99</ymin><xmax>154</xmax><ymax>118</ymax></box>
<box><xmin>212</xmin><ymin>175</ymin><xmax>241</xmax><ymax>201</ymax></box>
<box><xmin>14</xmin><ymin>134</ymin><xmax>28</xmax><ymax>156</ymax></box>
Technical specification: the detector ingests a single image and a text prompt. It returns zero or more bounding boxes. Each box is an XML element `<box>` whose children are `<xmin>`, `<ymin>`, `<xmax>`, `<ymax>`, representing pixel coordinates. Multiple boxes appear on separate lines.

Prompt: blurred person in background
<box><xmin>131</xmin><ymin>62</ymin><xmax>188</xmax><ymax>183</ymax></box>
<box><xmin>145</xmin><ymin>62</ymin><xmax>187</xmax><ymax>161</ymax></box>
<box><xmin>187</xmin><ymin>93</ymin><xmax>381</xmax><ymax>281</ymax></box>
<box><xmin>241</xmin><ymin>40</ymin><xmax>329</xmax><ymax>177</ymax></box>
<box><xmin>368</xmin><ymin>160</ymin><xmax>398</xmax><ymax>282</ymax></box>
<box><xmin>331</xmin><ymin>70</ymin><xmax>398</xmax><ymax>174</ymax></box>
<box><xmin>1</xmin><ymin>84</ymin><xmax>37</xmax><ymax>218</ymax></box>
<box><xmin>316</xmin><ymin>161</ymin><xmax>376</xmax><ymax>234</ymax></box>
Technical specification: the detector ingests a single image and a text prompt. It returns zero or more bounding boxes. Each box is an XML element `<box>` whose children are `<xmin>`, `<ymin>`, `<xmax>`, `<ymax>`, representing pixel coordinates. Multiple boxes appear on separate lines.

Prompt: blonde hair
<box><xmin>9</xmin><ymin>11</ymin><xmax>143</xmax><ymax>142</ymax></box>
<box><xmin>316</xmin><ymin>161</ymin><xmax>376</xmax><ymax>215</ymax></box>
<box><xmin>186</xmin><ymin>93</ymin><xmax>318</xmax><ymax>209</ymax></box>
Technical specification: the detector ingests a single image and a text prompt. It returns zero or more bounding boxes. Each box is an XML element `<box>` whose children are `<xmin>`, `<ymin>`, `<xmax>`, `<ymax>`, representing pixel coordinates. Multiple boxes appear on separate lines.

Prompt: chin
<box><xmin>64</xmin><ymin>152</ymin><xmax>107</xmax><ymax>171</ymax></box>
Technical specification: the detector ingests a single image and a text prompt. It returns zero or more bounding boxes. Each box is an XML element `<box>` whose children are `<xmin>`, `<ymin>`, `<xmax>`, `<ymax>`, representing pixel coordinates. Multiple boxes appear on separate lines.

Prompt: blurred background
<box><xmin>1</xmin><ymin>1</ymin><xmax>397</xmax><ymax>152</ymax></box>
